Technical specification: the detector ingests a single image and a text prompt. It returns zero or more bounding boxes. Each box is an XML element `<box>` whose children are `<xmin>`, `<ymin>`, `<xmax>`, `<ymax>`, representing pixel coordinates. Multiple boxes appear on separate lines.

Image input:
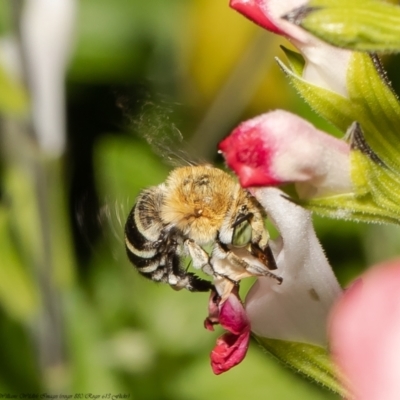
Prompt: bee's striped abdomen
<box><xmin>125</xmin><ymin>186</ymin><xmax>212</xmax><ymax>292</ymax></box>
<box><xmin>125</xmin><ymin>199</ymin><xmax>168</xmax><ymax>282</ymax></box>
<box><xmin>125</xmin><ymin>187</ymin><xmax>168</xmax><ymax>282</ymax></box>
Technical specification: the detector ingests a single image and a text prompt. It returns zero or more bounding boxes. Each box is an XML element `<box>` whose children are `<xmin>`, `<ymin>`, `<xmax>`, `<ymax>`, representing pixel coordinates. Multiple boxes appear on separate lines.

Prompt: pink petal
<box><xmin>205</xmin><ymin>290</ymin><xmax>251</xmax><ymax>374</ymax></box>
<box><xmin>219</xmin><ymin>290</ymin><xmax>250</xmax><ymax>335</ymax></box>
<box><xmin>329</xmin><ymin>260</ymin><xmax>400</xmax><ymax>400</ymax></box>
<box><xmin>219</xmin><ymin>110</ymin><xmax>351</xmax><ymax>199</ymax></box>
<box><xmin>211</xmin><ymin>329</ymin><xmax>251</xmax><ymax>375</ymax></box>
<box><xmin>229</xmin><ymin>0</ymin><xmax>282</xmax><ymax>34</ymax></box>
<box><xmin>230</xmin><ymin>0</ymin><xmax>308</xmax><ymax>38</ymax></box>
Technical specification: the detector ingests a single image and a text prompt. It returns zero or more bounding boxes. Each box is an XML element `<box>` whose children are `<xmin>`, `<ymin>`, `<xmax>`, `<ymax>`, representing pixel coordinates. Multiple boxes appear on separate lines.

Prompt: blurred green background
<box><xmin>1</xmin><ymin>0</ymin><xmax>400</xmax><ymax>398</ymax></box>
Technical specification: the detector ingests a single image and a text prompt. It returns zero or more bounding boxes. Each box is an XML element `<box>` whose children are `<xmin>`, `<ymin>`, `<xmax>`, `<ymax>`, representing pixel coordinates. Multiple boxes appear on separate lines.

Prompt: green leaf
<box><xmin>255</xmin><ymin>336</ymin><xmax>347</xmax><ymax>398</ymax></box>
<box><xmin>293</xmin><ymin>0</ymin><xmax>400</xmax><ymax>53</ymax></box>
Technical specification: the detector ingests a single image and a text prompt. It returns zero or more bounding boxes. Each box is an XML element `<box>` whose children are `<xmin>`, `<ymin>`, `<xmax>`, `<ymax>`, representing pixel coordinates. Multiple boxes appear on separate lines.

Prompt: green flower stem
<box><xmin>2</xmin><ymin>117</ymin><xmax>76</xmax><ymax>382</ymax></box>
<box><xmin>0</xmin><ymin>205</ymin><xmax>39</xmax><ymax>320</ymax></box>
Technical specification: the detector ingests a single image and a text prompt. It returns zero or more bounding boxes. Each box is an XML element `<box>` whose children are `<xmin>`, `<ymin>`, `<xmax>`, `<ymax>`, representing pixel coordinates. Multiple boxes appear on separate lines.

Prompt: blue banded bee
<box><xmin>124</xmin><ymin>164</ymin><xmax>281</xmax><ymax>293</ymax></box>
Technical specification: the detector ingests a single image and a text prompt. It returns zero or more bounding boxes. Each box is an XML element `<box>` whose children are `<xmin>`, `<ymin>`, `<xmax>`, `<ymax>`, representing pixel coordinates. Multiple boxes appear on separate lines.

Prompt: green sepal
<box><xmin>279</xmin><ymin>49</ymin><xmax>400</xmax><ymax>224</ymax></box>
<box><xmin>297</xmin><ymin>150</ymin><xmax>400</xmax><ymax>225</ymax></box>
<box><xmin>298</xmin><ymin>192</ymin><xmax>400</xmax><ymax>225</ymax></box>
<box><xmin>279</xmin><ymin>52</ymin><xmax>400</xmax><ymax>170</ymax></box>
<box><xmin>290</xmin><ymin>0</ymin><xmax>400</xmax><ymax>53</ymax></box>
<box><xmin>346</xmin><ymin>53</ymin><xmax>400</xmax><ymax>173</ymax></box>
<box><xmin>351</xmin><ymin>151</ymin><xmax>400</xmax><ymax>221</ymax></box>
<box><xmin>279</xmin><ymin>46</ymin><xmax>305</xmax><ymax>76</ymax></box>
<box><xmin>276</xmin><ymin>57</ymin><xmax>354</xmax><ymax>131</ymax></box>
<box><xmin>255</xmin><ymin>336</ymin><xmax>347</xmax><ymax>397</ymax></box>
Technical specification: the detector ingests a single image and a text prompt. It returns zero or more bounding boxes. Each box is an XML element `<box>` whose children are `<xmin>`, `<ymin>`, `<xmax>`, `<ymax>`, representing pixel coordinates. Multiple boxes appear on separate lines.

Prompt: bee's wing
<box><xmin>75</xmin><ymin>191</ymin><xmax>133</xmax><ymax>260</ymax></box>
<box><xmin>143</xmin><ymin>123</ymin><xmax>197</xmax><ymax>167</ymax></box>
<box><xmin>117</xmin><ymin>94</ymin><xmax>203</xmax><ymax>167</ymax></box>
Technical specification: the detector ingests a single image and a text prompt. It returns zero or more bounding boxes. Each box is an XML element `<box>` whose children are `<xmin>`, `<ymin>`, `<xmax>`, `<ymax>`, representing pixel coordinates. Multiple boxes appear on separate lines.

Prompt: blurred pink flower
<box><xmin>219</xmin><ymin>110</ymin><xmax>352</xmax><ymax>199</ymax></box>
<box><xmin>205</xmin><ymin>288</ymin><xmax>251</xmax><ymax>374</ymax></box>
<box><xmin>329</xmin><ymin>260</ymin><xmax>400</xmax><ymax>400</ymax></box>
<box><xmin>230</xmin><ymin>0</ymin><xmax>351</xmax><ymax>96</ymax></box>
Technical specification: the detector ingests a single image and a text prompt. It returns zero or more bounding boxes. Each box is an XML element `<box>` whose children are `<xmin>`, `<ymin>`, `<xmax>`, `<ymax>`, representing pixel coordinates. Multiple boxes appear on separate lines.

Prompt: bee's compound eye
<box><xmin>232</xmin><ymin>219</ymin><xmax>252</xmax><ymax>247</ymax></box>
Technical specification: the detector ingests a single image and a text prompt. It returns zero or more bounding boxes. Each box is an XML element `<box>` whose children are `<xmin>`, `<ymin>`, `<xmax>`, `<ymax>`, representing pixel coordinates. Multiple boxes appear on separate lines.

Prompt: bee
<box><xmin>124</xmin><ymin>164</ymin><xmax>282</xmax><ymax>293</ymax></box>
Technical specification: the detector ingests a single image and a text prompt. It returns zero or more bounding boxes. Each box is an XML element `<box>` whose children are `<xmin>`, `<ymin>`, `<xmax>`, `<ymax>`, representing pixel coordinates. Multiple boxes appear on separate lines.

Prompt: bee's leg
<box><xmin>168</xmin><ymin>252</ymin><xmax>213</xmax><ymax>292</ymax></box>
<box><xmin>213</xmin><ymin>241</ymin><xmax>282</xmax><ymax>284</ymax></box>
<box><xmin>248</xmin><ymin>214</ymin><xmax>278</xmax><ymax>270</ymax></box>
<box><xmin>185</xmin><ymin>273</ymin><xmax>214</xmax><ymax>292</ymax></box>
<box><xmin>250</xmin><ymin>243</ymin><xmax>278</xmax><ymax>270</ymax></box>
<box><xmin>184</xmin><ymin>239</ymin><xmax>214</xmax><ymax>276</ymax></box>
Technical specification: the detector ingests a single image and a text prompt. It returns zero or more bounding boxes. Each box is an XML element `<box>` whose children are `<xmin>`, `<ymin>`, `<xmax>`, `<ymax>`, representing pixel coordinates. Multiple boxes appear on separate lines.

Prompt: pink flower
<box><xmin>219</xmin><ymin>110</ymin><xmax>352</xmax><ymax>199</ymax></box>
<box><xmin>329</xmin><ymin>259</ymin><xmax>400</xmax><ymax>400</ymax></box>
<box><xmin>205</xmin><ymin>288</ymin><xmax>251</xmax><ymax>375</ymax></box>
<box><xmin>230</xmin><ymin>0</ymin><xmax>351</xmax><ymax>96</ymax></box>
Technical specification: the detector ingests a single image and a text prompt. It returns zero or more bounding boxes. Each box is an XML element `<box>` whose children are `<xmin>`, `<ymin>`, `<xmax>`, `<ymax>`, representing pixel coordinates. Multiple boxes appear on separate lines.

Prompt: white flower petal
<box><xmin>296</xmin><ymin>39</ymin><xmax>352</xmax><ymax>98</ymax></box>
<box><xmin>245</xmin><ymin>187</ymin><xmax>342</xmax><ymax>346</ymax></box>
